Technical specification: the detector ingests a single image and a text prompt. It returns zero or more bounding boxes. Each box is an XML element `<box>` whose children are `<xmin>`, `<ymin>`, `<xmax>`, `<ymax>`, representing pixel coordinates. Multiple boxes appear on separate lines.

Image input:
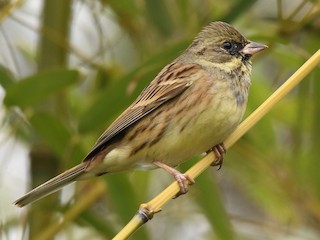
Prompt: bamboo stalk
<box><xmin>113</xmin><ymin>50</ymin><xmax>320</xmax><ymax>240</ymax></box>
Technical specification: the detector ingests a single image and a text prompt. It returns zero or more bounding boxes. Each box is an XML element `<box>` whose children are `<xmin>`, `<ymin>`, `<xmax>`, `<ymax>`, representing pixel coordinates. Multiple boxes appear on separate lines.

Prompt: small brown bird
<box><xmin>14</xmin><ymin>21</ymin><xmax>267</xmax><ymax>207</ymax></box>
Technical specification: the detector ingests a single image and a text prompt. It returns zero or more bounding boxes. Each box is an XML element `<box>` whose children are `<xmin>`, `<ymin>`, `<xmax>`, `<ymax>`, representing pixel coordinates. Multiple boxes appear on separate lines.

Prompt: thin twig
<box><xmin>113</xmin><ymin>49</ymin><xmax>320</xmax><ymax>240</ymax></box>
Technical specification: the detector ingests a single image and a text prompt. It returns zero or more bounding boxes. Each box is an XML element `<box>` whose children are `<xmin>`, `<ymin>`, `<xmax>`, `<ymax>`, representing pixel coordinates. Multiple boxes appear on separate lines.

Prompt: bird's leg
<box><xmin>207</xmin><ymin>143</ymin><xmax>226</xmax><ymax>170</ymax></box>
<box><xmin>153</xmin><ymin>160</ymin><xmax>195</xmax><ymax>197</ymax></box>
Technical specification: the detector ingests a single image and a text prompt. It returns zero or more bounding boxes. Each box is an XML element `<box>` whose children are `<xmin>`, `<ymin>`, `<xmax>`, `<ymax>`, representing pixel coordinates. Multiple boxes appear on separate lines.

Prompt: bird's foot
<box><xmin>153</xmin><ymin>160</ymin><xmax>195</xmax><ymax>198</ymax></box>
<box><xmin>172</xmin><ymin>172</ymin><xmax>195</xmax><ymax>198</ymax></box>
<box><xmin>207</xmin><ymin>143</ymin><xmax>226</xmax><ymax>170</ymax></box>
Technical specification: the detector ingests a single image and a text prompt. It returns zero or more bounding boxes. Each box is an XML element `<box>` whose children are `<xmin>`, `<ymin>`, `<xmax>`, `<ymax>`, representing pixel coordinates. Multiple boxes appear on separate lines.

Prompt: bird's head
<box><xmin>187</xmin><ymin>21</ymin><xmax>267</xmax><ymax>68</ymax></box>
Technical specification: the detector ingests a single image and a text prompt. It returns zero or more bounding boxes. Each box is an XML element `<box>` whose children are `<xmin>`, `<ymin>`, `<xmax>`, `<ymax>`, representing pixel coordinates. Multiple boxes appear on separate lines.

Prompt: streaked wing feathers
<box><xmin>84</xmin><ymin>63</ymin><xmax>201</xmax><ymax>161</ymax></box>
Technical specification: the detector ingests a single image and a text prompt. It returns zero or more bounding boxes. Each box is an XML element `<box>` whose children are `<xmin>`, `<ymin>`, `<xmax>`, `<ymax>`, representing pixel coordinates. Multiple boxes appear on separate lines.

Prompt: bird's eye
<box><xmin>221</xmin><ymin>41</ymin><xmax>243</xmax><ymax>56</ymax></box>
<box><xmin>222</xmin><ymin>41</ymin><xmax>232</xmax><ymax>50</ymax></box>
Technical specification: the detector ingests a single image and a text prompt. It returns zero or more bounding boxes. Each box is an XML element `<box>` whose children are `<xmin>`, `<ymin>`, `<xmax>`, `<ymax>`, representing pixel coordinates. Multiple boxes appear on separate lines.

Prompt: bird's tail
<box><xmin>13</xmin><ymin>162</ymin><xmax>88</xmax><ymax>207</ymax></box>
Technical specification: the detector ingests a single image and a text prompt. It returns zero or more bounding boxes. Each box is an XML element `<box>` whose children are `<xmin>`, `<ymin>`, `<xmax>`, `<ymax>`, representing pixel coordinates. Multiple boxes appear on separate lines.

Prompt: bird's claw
<box><xmin>207</xmin><ymin>143</ymin><xmax>226</xmax><ymax>170</ymax></box>
<box><xmin>153</xmin><ymin>160</ymin><xmax>195</xmax><ymax>199</ymax></box>
<box><xmin>173</xmin><ymin>173</ymin><xmax>195</xmax><ymax>199</ymax></box>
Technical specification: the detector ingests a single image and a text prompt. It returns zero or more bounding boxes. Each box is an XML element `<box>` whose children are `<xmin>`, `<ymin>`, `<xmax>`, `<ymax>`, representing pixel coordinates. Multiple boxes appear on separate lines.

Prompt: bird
<box><xmin>14</xmin><ymin>21</ymin><xmax>267</xmax><ymax>207</ymax></box>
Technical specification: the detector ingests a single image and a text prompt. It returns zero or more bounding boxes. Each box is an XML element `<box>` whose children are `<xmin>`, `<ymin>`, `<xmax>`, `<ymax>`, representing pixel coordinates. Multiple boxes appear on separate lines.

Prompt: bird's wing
<box><xmin>84</xmin><ymin>62</ymin><xmax>202</xmax><ymax>161</ymax></box>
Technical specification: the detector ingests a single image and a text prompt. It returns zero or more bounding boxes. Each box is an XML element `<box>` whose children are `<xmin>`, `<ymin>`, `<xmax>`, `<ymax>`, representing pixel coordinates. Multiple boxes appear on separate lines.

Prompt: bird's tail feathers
<box><xmin>13</xmin><ymin>162</ymin><xmax>88</xmax><ymax>207</ymax></box>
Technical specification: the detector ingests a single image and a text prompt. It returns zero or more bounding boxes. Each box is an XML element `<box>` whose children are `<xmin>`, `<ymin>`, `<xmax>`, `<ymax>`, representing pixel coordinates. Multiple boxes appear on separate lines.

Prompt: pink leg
<box><xmin>153</xmin><ymin>161</ymin><xmax>195</xmax><ymax>196</ymax></box>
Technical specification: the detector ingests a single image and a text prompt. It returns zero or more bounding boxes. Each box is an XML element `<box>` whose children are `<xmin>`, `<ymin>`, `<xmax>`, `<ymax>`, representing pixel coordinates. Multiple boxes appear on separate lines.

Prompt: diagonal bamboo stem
<box><xmin>113</xmin><ymin>49</ymin><xmax>320</xmax><ymax>240</ymax></box>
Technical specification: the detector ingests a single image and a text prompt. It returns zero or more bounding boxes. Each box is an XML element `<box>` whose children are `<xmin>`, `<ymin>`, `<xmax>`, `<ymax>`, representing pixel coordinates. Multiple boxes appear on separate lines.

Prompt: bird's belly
<box><xmin>101</xmin><ymin>86</ymin><xmax>247</xmax><ymax>172</ymax></box>
<box><xmin>135</xmin><ymin>96</ymin><xmax>245</xmax><ymax>168</ymax></box>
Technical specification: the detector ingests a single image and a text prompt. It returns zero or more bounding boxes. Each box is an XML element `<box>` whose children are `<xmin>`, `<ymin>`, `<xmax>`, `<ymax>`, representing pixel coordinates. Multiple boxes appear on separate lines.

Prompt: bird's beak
<box><xmin>240</xmin><ymin>41</ymin><xmax>268</xmax><ymax>56</ymax></box>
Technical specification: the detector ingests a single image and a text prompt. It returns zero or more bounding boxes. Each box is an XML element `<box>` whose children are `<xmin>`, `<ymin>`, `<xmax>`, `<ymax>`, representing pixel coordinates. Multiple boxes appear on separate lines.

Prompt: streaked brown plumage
<box><xmin>14</xmin><ymin>21</ymin><xmax>267</xmax><ymax>207</ymax></box>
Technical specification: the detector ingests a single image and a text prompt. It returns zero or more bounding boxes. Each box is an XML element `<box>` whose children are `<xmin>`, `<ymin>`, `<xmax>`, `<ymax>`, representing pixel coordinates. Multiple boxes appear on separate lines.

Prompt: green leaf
<box><xmin>78</xmin><ymin>210</ymin><xmax>117</xmax><ymax>238</ymax></box>
<box><xmin>0</xmin><ymin>65</ymin><xmax>15</xmax><ymax>89</ymax></box>
<box><xmin>193</xmin><ymin>171</ymin><xmax>235</xmax><ymax>240</ymax></box>
<box><xmin>223</xmin><ymin>0</ymin><xmax>258</xmax><ymax>23</ymax></box>
<box><xmin>106</xmin><ymin>173</ymin><xmax>150</xmax><ymax>239</ymax></box>
<box><xmin>146</xmin><ymin>0</ymin><xmax>173</xmax><ymax>35</ymax></box>
<box><xmin>107</xmin><ymin>173</ymin><xmax>141</xmax><ymax>222</ymax></box>
<box><xmin>4</xmin><ymin>69</ymin><xmax>79</xmax><ymax>108</ymax></box>
<box><xmin>30</xmin><ymin>111</ymin><xmax>71</xmax><ymax>156</ymax></box>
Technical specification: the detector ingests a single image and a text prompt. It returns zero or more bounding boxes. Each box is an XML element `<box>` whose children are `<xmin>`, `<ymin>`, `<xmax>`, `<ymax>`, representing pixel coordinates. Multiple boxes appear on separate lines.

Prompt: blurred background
<box><xmin>0</xmin><ymin>0</ymin><xmax>319</xmax><ymax>239</ymax></box>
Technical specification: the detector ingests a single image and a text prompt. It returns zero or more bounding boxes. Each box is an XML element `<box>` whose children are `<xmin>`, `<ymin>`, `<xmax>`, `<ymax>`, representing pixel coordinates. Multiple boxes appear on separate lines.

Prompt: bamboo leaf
<box><xmin>194</xmin><ymin>171</ymin><xmax>235</xmax><ymax>240</ymax></box>
<box><xmin>223</xmin><ymin>0</ymin><xmax>258</xmax><ymax>23</ymax></box>
<box><xmin>146</xmin><ymin>0</ymin><xmax>173</xmax><ymax>35</ymax></box>
<box><xmin>4</xmin><ymin>69</ymin><xmax>79</xmax><ymax>108</ymax></box>
<box><xmin>0</xmin><ymin>65</ymin><xmax>15</xmax><ymax>89</ymax></box>
<box><xmin>30</xmin><ymin>111</ymin><xmax>71</xmax><ymax>156</ymax></box>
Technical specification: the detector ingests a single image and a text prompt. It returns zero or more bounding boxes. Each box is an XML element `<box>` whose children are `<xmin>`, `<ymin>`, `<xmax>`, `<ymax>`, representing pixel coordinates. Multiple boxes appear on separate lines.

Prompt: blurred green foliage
<box><xmin>1</xmin><ymin>0</ymin><xmax>319</xmax><ymax>239</ymax></box>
